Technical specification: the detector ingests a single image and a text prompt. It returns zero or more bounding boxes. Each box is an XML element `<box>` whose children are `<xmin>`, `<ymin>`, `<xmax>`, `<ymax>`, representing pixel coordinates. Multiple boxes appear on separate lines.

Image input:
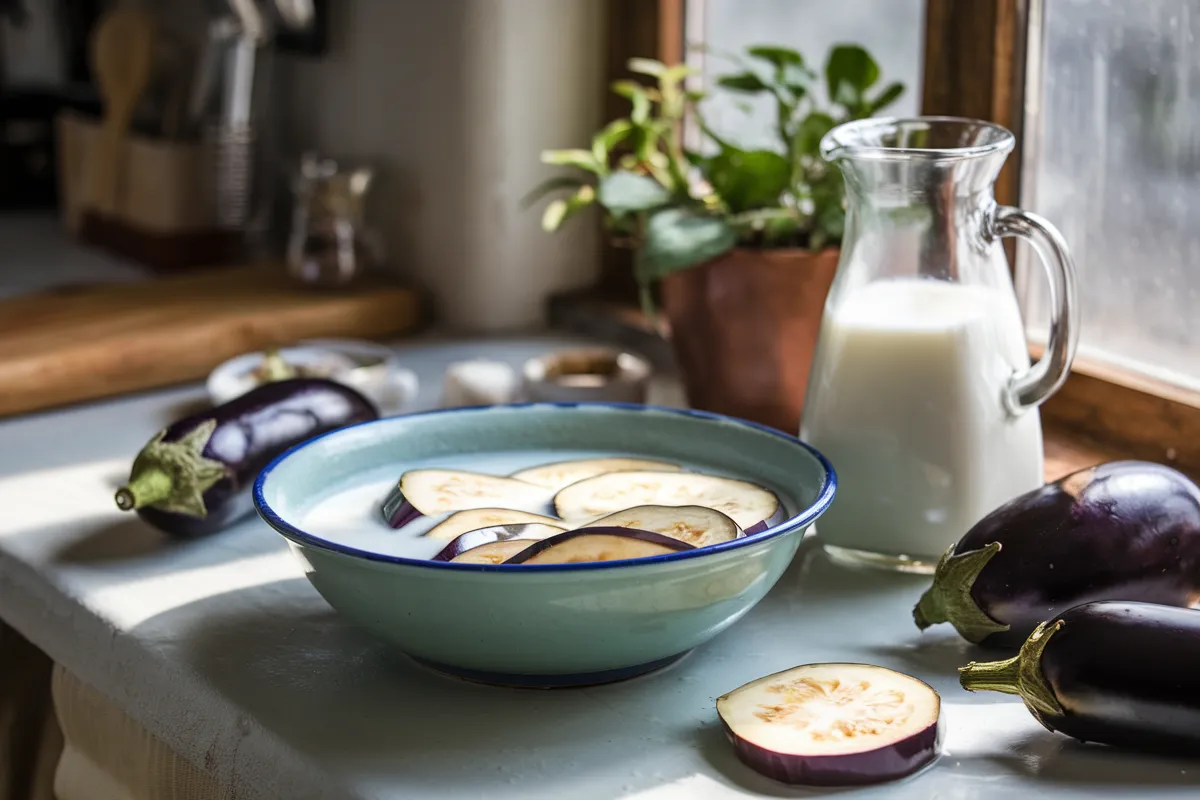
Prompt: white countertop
<box><xmin>1</xmin><ymin>335</ymin><xmax>1198</xmax><ymax>799</ymax></box>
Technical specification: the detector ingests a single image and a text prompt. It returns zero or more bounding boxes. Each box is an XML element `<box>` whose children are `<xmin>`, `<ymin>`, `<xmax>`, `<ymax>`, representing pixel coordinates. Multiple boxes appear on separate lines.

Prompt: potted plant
<box><xmin>528</xmin><ymin>43</ymin><xmax>903</xmax><ymax>432</ymax></box>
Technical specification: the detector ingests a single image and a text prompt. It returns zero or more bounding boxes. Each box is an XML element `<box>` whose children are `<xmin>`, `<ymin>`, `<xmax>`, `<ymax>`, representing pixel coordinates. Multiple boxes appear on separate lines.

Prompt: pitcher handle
<box><xmin>992</xmin><ymin>206</ymin><xmax>1079</xmax><ymax>415</ymax></box>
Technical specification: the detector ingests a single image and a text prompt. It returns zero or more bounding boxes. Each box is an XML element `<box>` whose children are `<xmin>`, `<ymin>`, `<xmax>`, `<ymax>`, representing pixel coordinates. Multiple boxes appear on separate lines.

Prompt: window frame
<box><xmin>925</xmin><ymin>0</ymin><xmax>1200</xmax><ymax>473</ymax></box>
<box><xmin>578</xmin><ymin>0</ymin><xmax>1200</xmax><ymax>476</ymax></box>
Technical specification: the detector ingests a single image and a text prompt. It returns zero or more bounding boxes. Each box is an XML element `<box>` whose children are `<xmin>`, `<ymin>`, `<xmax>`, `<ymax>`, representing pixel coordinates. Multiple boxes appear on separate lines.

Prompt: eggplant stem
<box><xmin>118</xmin><ymin>420</ymin><xmax>226</xmax><ymax>518</ymax></box>
<box><xmin>957</xmin><ymin>655</ymin><xmax>1022</xmax><ymax>695</ymax></box>
<box><xmin>115</xmin><ymin>468</ymin><xmax>173</xmax><ymax>511</ymax></box>
<box><xmin>959</xmin><ymin>619</ymin><xmax>1066</xmax><ymax>719</ymax></box>
<box><xmin>912</xmin><ymin>541</ymin><xmax>1009</xmax><ymax>642</ymax></box>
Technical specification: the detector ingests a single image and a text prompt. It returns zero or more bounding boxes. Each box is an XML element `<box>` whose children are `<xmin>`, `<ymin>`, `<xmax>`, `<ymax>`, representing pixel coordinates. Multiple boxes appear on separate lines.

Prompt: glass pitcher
<box><xmin>800</xmin><ymin>117</ymin><xmax>1079</xmax><ymax>573</ymax></box>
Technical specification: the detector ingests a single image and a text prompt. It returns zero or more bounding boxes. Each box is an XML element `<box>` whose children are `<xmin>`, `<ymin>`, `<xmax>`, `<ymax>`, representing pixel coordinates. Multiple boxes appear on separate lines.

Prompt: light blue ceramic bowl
<box><xmin>254</xmin><ymin>403</ymin><xmax>835</xmax><ymax>687</ymax></box>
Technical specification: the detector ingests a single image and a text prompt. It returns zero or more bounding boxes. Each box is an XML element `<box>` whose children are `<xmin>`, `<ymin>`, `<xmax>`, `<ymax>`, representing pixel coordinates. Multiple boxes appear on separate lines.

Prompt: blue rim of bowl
<box><xmin>252</xmin><ymin>402</ymin><xmax>837</xmax><ymax>572</ymax></box>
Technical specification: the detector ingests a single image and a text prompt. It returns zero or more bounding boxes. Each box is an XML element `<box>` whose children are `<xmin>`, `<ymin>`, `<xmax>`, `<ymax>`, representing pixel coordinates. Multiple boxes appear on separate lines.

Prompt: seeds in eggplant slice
<box><xmin>716</xmin><ymin>663</ymin><xmax>942</xmax><ymax>786</ymax></box>
<box><xmin>510</xmin><ymin>457</ymin><xmax>681</xmax><ymax>490</ymax></box>
<box><xmin>431</xmin><ymin>523</ymin><xmax>566</xmax><ymax>562</ymax></box>
<box><xmin>450</xmin><ymin>539</ymin><xmax>542</xmax><ymax>564</ymax></box>
<box><xmin>585</xmin><ymin>505</ymin><xmax>739</xmax><ymax>547</ymax></box>
<box><xmin>382</xmin><ymin>469</ymin><xmax>552</xmax><ymax>528</ymax></box>
<box><xmin>503</xmin><ymin>526</ymin><xmax>694</xmax><ymax>565</ymax></box>
<box><xmin>423</xmin><ymin>508</ymin><xmax>565</xmax><ymax>540</ymax></box>
<box><xmin>554</xmin><ymin>471</ymin><xmax>781</xmax><ymax>530</ymax></box>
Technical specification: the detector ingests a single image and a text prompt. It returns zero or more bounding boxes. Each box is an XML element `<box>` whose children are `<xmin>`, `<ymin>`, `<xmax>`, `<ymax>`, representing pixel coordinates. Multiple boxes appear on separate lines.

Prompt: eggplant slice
<box><xmin>717</xmin><ymin>663</ymin><xmax>942</xmax><ymax>786</ymax></box>
<box><xmin>555</xmin><ymin>471</ymin><xmax>781</xmax><ymax>530</ymax></box>
<box><xmin>510</xmin><ymin>457</ymin><xmax>681</xmax><ymax>490</ymax></box>
<box><xmin>504</xmin><ymin>527</ymin><xmax>694</xmax><ymax>565</ymax></box>
<box><xmin>382</xmin><ymin>470</ymin><xmax>551</xmax><ymax>528</ymax></box>
<box><xmin>424</xmin><ymin>508</ymin><xmax>565</xmax><ymax>541</ymax></box>
<box><xmin>431</xmin><ymin>523</ymin><xmax>565</xmax><ymax>562</ymax></box>
<box><xmin>450</xmin><ymin>539</ymin><xmax>542</xmax><ymax>565</ymax></box>
<box><xmin>587</xmin><ymin>505</ymin><xmax>740</xmax><ymax>547</ymax></box>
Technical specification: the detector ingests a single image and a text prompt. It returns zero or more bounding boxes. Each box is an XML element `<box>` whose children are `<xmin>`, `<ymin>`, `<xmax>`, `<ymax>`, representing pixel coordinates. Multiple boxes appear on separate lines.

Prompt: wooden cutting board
<box><xmin>0</xmin><ymin>266</ymin><xmax>423</xmax><ymax>417</ymax></box>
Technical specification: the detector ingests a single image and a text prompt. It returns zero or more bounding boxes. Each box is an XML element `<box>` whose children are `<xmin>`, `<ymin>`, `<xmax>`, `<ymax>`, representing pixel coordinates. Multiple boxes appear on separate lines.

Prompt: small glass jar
<box><xmin>286</xmin><ymin>152</ymin><xmax>378</xmax><ymax>287</ymax></box>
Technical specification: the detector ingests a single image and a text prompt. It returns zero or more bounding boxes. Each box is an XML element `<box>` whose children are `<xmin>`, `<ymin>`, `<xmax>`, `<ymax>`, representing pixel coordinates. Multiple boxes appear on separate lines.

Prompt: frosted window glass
<box><xmin>687</xmin><ymin>0</ymin><xmax>925</xmax><ymax>150</ymax></box>
<box><xmin>1020</xmin><ymin>0</ymin><xmax>1200</xmax><ymax>390</ymax></box>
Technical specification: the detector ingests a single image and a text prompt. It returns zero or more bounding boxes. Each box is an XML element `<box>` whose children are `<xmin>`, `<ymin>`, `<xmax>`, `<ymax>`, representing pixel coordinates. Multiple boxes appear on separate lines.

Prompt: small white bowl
<box><xmin>207</xmin><ymin>339</ymin><xmax>418</xmax><ymax>415</ymax></box>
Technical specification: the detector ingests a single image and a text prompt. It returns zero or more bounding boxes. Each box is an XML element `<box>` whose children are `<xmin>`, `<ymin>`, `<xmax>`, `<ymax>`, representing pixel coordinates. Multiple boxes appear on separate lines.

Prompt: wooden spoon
<box><xmin>87</xmin><ymin>7</ymin><xmax>157</xmax><ymax>216</ymax></box>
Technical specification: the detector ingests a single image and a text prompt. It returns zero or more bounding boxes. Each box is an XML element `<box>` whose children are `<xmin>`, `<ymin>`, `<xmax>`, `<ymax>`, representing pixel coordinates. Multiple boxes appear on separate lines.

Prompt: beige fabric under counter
<box><xmin>51</xmin><ymin>666</ymin><xmax>221</xmax><ymax>800</ymax></box>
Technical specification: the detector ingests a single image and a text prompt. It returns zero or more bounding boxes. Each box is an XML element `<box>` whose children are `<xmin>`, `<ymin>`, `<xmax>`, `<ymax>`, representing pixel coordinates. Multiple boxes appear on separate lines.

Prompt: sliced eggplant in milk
<box><xmin>587</xmin><ymin>505</ymin><xmax>740</xmax><ymax>547</ymax></box>
<box><xmin>423</xmin><ymin>508</ymin><xmax>565</xmax><ymax>541</ymax></box>
<box><xmin>554</xmin><ymin>471</ymin><xmax>782</xmax><ymax>531</ymax></box>
<box><xmin>504</xmin><ymin>527</ymin><xmax>694</xmax><ymax>565</ymax></box>
<box><xmin>510</xmin><ymin>457</ymin><xmax>681</xmax><ymax>490</ymax></box>
<box><xmin>717</xmin><ymin>663</ymin><xmax>943</xmax><ymax>786</ymax></box>
<box><xmin>431</xmin><ymin>523</ymin><xmax>563</xmax><ymax>563</ymax></box>
<box><xmin>382</xmin><ymin>470</ymin><xmax>551</xmax><ymax>528</ymax></box>
<box><xmin>451</xmin><ymin>540</ymin><xmax>543</xmax><ymax>565</ymax></box>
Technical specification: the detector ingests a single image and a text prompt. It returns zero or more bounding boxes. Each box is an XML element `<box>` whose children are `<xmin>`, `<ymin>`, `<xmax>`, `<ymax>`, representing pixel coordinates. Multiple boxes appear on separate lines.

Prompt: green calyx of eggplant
<box><xmin>113</xmin><ymin>419</ymin><xmax>228</xmax><ymax>518</ymax></box>
<box><xmin>912</xmin><ymin>542</ymin><xmax>1010</xmax><ymax>643</ymax></box>
<box><xmin>958</xmin><ymin>618</ymin><xmax>1066</xmax><ymax>721</ymax></box>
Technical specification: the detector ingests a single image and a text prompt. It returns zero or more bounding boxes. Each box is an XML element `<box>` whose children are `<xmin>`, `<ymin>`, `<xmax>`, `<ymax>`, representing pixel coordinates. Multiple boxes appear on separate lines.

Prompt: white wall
<box><xmin>277</xmin><ymin>0</ymin><xmax>605</xmax><ymax>332</ymax></box>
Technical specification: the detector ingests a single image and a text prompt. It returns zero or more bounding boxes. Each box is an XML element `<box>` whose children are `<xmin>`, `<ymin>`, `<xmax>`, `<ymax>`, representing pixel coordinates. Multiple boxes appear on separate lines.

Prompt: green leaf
<box><xmin>716</xmin><ymin>72</ymin><xmax>770</xmax><ymax>94</ymax></box>
<box><xmin>520</xmin><ymin>175</ymin><xmax>584</xmax><ymax>210</ymax></box>
<box><xmin>730</xmin><ymin>208</ymin><xmax>801</xmax><ymax>244</ymax></box>
<box><xmin>794</xmin><ymin>112</ymin><xmax>837</xmax><ymax>157</ymax></box>
<box><xmin>636</xmin><ymin>208</ymin><xmax>737</xmax><ymax>283</ymax></box>
<box><xmin>870</xmin><ymin>81</ymin><xmax>905</xmax><ymax>114</ymax></box>
<box><xmin>662</xmin><ymin>63</ymin><xmax>697</xmax><ymax>85</ymax></box>
<box><xmin>597</xmin><ymin>171</ymin><xmax>672</xmax><ymax>214</ymax></box>
<box><xmin>627</xmin><ymin>57</ymin><xmax>667</xmax><ymax>78</ymax></box>
<box><xmin>612</xmin><ymin>80</ymin><xmax>651</xmax><ymax>124</ymax></box>
<box><xmin>815</xmin><ymin>202</ymin><xmax>845</xmax><ymax>242</ymax></box>
<box><xmin>746</xmin><ymin>45</ymin><xmax>804</xmax><ymax>68</ymax></box>
<box><xmin>591</xmin><ymin>119</ymin><xmax>633</xmax><ymax>164</ymax></box>
<box><xmin>541</xmin><ymin>185</ymin><xmax>595</xmax><ymax>232</ymax></box>
<box><xmin>826</xmin><ymin>45</ymin><xmax>880</xmax><ymax>109</ymax></box>
<box><xmin>705</xmin><ymin>148</ymin><xmax>791</xmax><ymax>213</ymax></box>
<box><xmin>540</xmin><ymin>148</ymin><xmax>602</xmax><ymax>174</ymax></box>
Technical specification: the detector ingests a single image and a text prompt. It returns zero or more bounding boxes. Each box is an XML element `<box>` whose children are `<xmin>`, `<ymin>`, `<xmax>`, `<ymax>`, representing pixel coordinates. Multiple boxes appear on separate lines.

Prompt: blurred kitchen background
<box><xmin>0</xmin><ymin>0</ymin><xmax>922</xmax><ymax>328</ymax></box>
<box><xmin>2</xmin><ymin>0</ymin><xmax>1199</xmax><ymax>401</ymax></box>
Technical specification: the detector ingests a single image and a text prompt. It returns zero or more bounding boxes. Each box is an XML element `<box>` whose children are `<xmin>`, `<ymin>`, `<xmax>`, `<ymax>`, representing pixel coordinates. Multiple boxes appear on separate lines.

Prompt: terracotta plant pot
<box><xmin>660</xmin><ymin>247</ymin><xmax>839</xmax><ymax>434</ymax></box>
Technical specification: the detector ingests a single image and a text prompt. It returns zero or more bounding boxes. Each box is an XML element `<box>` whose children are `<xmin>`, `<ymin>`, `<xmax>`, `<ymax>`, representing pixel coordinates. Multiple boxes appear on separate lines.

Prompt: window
<box><xmin>685</xmin><ymin>0</ymin><xmax>926</xmax><ymax>149</ymax></box>
<box><xmin>1019</xmin><ymin>0</ymin><xmax>1200</xmax><ymax>392</ymax></box>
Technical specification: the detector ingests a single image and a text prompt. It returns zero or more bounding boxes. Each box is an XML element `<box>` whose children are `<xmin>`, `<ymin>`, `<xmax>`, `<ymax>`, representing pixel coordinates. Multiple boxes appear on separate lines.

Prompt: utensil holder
<box><xmin>56</xmin><ymin>110</ymin><xmax>241</xmax><ymax>270</ymax></box>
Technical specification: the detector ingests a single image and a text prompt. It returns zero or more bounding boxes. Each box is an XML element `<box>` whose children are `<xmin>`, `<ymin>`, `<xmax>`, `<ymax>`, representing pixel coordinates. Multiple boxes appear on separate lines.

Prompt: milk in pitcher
<box><xmin>801</xmin><ymin>278</ymin><xmax>1043</xmax><ymax>567</ymax></box>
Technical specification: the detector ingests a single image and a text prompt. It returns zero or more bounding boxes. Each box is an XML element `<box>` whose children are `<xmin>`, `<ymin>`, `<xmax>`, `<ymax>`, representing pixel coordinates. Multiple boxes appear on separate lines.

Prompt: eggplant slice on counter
<box><xmin>717</xmin><ymin>663</ymin><xmax>942</xmax><ymax>786</ymax></box>
<box><xmin>914</xmin><ymin>461</ymin><xmax>1200</xmax><ymax>648</ymax></box>
<box><xmin>960</xmin><ymin>601</ymin><xmax>1200</xmax><ymax>755</ymax></box>
<box><xmin>115</xmin><ymin>378</ymin><xmax>378</xmax><ymax>538</ymax></box>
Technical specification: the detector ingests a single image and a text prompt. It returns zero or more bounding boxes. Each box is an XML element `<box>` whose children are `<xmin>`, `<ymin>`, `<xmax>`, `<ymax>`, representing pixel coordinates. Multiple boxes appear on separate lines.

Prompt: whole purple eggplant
<box><xmin>960</xmin><ymin>601</ymin><xmax>1200</xmax><ymax>754</ymax></box>
<box><xmin>115</xmin><ymin>378</ymin><xmax>377</xmax><ymax>537</ymax></box>
<box><xmin>913</xmin><ymin>461</ymin><xmax>1200</xmax><ymax>648</ymax></box>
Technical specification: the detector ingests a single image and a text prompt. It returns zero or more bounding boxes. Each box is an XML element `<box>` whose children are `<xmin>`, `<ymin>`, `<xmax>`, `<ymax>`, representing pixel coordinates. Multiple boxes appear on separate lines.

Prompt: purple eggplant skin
<box><xmin>914</xmin><ymin>461</ymin><xmax>1200</xmax><ymax>649</ymax></box>
<box><xmin>721</xmin><ymin>716</ymin><xmax>942</xmax><ymax>787</ymax></box>
<box><xmin>502</xmin><ymin>526</ymin><xmax>694</xmax><ymax>564</ymax></box>
<box><xmin>960</xmin><ymin>601</ymin><xmax>1200</xmax><ymax>755</ymax></box>
<box><xmin>430</xmin><ymin>524</ymin><xmax>559</xmax><ymax>562</ymax></box>
<box><xmin>116</xmin><ymin>378</ymin><xmax>378</xmax><ymax>538</ymax></box>
<box><xmin>382</xmin><ymin>495</ymin><xmax>422</xmax><ymax>529</ymax></box>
